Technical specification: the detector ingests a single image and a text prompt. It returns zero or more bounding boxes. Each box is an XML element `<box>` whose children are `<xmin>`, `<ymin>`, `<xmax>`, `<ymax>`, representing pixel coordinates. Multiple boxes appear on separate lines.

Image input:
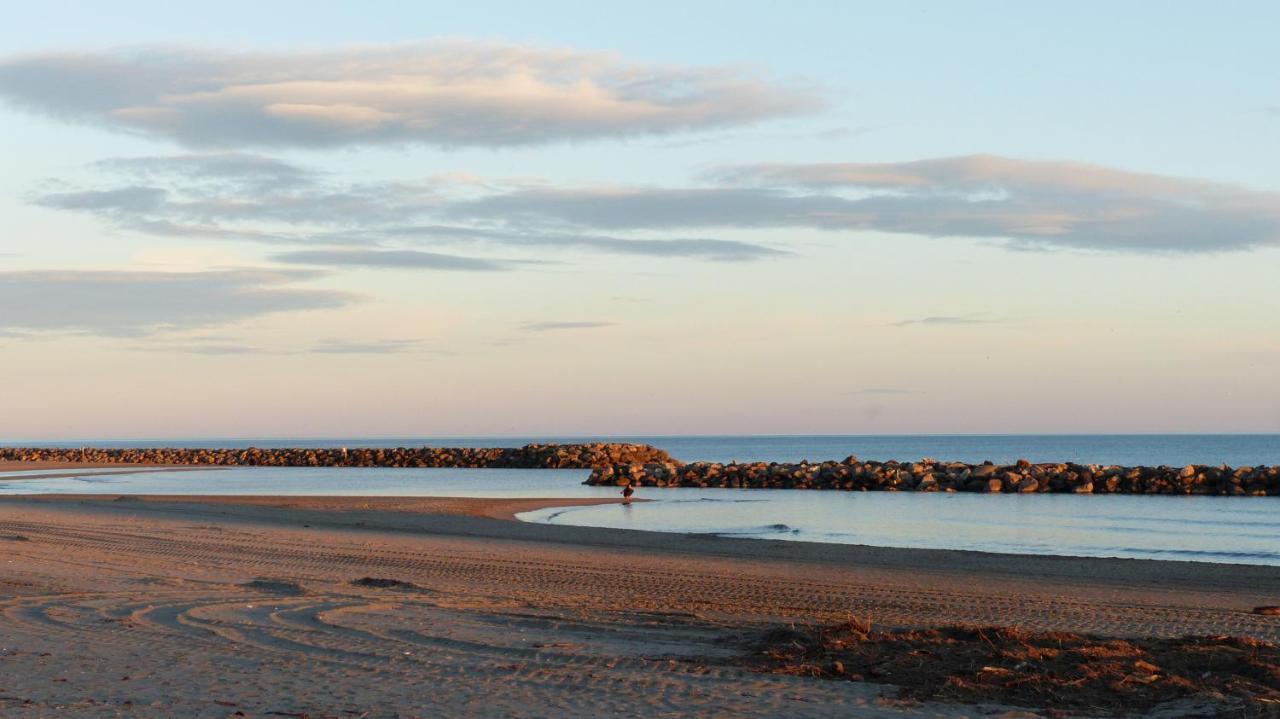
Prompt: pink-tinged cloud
<box><xmin>0</xmin><ymin>42</ymin><xmax>820</xmax><ymax>148</ymax></box>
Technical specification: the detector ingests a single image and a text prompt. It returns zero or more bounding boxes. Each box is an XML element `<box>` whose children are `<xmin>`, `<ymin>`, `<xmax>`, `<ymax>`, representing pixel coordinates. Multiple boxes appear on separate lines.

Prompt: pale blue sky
<box><xmin>1</xmin><ymin>2</ymin><xmax>1277</xmax><ymax>438</ymax></box>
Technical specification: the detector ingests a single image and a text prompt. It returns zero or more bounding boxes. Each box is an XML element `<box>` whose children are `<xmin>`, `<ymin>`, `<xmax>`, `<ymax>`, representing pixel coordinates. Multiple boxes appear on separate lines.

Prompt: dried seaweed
<box><xmin>746</xmin><ymin>620</ymin><xmax>1280</xmax><ymax>715</ymax></box>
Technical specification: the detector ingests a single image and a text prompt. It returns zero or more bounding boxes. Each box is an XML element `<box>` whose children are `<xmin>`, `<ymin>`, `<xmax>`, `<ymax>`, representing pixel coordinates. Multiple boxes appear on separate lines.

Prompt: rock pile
<box><xmin>0</xmin><ymin>443</ymin><xmax>672</xmax><ymax>470</ymax></box>
<box><xmin>587</xmin><ymin>456</ymin><xmax>1280</xmax><ymax>495</ymax></box>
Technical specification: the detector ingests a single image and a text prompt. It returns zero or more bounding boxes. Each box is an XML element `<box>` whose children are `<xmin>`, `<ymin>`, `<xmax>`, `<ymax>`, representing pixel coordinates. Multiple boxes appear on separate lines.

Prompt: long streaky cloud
<box><xmin>380</xmin><ymin>225</ymin><xmax>790</xmax><ymax>262</ymax></box>
<box><xmin>892</xmin><ymin>314</ymin><xmax>997</xmax><ymax>327</ymax></box>
<box><xmin>453</xmin><ymin>155</ymin><xmax>1280</xmax><ymax>253</ymax></box>
<box><xmin>0</xmin><ymin>42</ymin><xmax>819</xmax><ymax>148</ymax></box>
<box><xmin>0</xmin><ymin>269</ymin><xmax>357</xmax><ymax>337</ymax></box>
<box><xmin>520</xmin><ymin>321</ymin><xmax>615</xmax><ymax>332</ymax></box>
<box><xmin>94</xmin><ymin>153</ymin><xmax>317</xmax><ymax>189</ymax></box>
<box><xmin>29</xmin><ymin>153</ymin><xmax>789</xmax><ymax>262</ymax></box>
<box><xmin>272</xmin><ymin>249</ymin><xmax>513</xmax><ymax>271</ymax></box>
<box><xmin>31</xmin><ymin>153</ymin><xmax>1280</xmax><ymax>256</ymax></box>
<box><xmin>309</xmin><ymin>338</ymin><xmax>423</xmax><ymax>354</ymax></box>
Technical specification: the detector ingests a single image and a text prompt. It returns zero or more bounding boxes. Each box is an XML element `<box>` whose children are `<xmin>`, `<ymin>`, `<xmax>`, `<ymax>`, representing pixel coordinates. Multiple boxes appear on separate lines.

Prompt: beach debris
<box><xmin>742</xmin><ymin>621</ymin><xmax>1280</xmax><ymax>714</ymax></box>
<box><xmin>350</xmin><ymin>577</ymin><xmax>421</xmax><ymax>591</ymax></box>
<box><xmin>1254</xmin><ymin>606</ymin><xmax>1280</xmax><ymax>616</ymax></box>
<box><xmin>238</xmin><ymin>579</ymin><xmax>307</xmax><ymax>596</ymax></box>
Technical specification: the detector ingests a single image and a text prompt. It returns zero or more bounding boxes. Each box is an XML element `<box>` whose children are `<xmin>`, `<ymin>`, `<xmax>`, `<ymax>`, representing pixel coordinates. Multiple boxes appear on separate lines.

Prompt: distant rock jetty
<box><xmin>7</xmin><ymin>445</ymin><xmax>1277</xmax><ymax>495</ymax></box>
<box><xmin>0</xmin><ymin>443</ymin><xmax>672</xmax><ymax>469</ymax></box>
<box><xmin>587</xmin><ymin>457</ymin><xmax>1280</xmax><ymax>495</ymax></box>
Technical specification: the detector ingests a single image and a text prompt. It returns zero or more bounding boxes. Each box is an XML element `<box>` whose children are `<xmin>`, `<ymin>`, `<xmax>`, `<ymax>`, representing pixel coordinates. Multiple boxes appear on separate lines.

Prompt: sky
<box><xmin>0</xmin><ymin>1</ymin><xmax>1277</xmax><ymax>439</ymax></box>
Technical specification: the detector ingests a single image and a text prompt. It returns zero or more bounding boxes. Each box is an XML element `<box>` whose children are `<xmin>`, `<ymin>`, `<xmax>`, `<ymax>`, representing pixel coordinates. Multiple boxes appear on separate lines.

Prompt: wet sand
<box><xmin>0</xmin><ymin>493</ymin><xmax>1277</xmax><ymax>717</ymax></box>
<box><xmin>0</xmin><ymin>461</ymin><xmax>201</xmax><ymax>484</ymax></box>
<box><xmin>0</xmin><ymin>461</ymin><xmax>185</xmax><ymax>471</ymax></box>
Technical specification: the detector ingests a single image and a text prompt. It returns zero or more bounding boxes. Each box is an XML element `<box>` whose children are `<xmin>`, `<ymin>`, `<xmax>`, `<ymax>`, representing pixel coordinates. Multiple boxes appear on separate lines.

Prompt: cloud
<box><xmin>520</xmin><ymin>321</ymin><xmax>615</xmax><ymax>332</ymax></box>
<box><xmin>125</xmin><ymin>336</ymin><xmax>431</xmax><ymax>355</ymax></box>
<box><xmin>272</xmin><ymin>248</ymin><xmax>513</xmax><ymax>271</ymax></box>
<box><xmin>447</xmin><ymin>186</ymin><xmax>847</xmax><ymax>230</ymax></box>
<box><xmin>381</xmin><ymin>225</ymin><xmax>789</xmax><ymax>261</ymax></box>
<box><xmin>453</xmin><ymin>155</ymin><xmax>1280</xmax><ymax>253</ymax></box>
<box><xmin>133</xmin><ymin>342</ymin><xmax>272</xmax><ymax>355</ymax></box>
<box><xmin>542</xmin><ymin>234</ymin><xmax>781</xmax><ymax>261</ymax></box>
<box><xmin>0</xmin><ymin>269</ymin><xmax>357</xmax><ymax>337</ymax></box>
<box><xmin>30</xmin><ymin>155</ymin><xmax>788</xmax><ymax>262</ymax></box>
<box><xmin>0</xmin><ymin>42</ymin><xmax>819</xmax><ymax>148</ymax></box>
<box><xmin>714</xmin><ymin>155</ymin><xmax>1280</xmax><ymax>252</ymax></box>
<box><xmin>38</xmin><ymin>152</ymin><xmax>1275</xmax><ymax>257</ymax></box>
<box><xmin>94</xmin><ymin>153</ymin><xmax>316</xmax><ymax>190</ymax></box>
<box><xmin>308</xmin><ymin>339</ymin><xmax>422</xmax><ymax>354</ymax></box>
<box><xmin>892</xmin><ymin>314</ymin><xmax>997</xmax><ymax>327</ymax></box>
<box><xmin>31</xmin><ymin>152</ymin><xmax>442</xmax><ymax>231</ymax></box>
<box><xmin>36</xmin><ymin>186</ymin><xmax>168</xmax><ymax>214</ymax></box>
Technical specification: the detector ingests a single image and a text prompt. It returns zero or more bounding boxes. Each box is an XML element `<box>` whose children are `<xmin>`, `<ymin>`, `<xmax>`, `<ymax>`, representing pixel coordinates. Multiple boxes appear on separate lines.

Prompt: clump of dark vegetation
<box><xmin>746</xmin><ymin>619</ymin><xmax>1280</xmax><ymax>715</ymax></box>
<box><xmin>238</xmin><ymin>579</ymin><xmax>307</xmax><ymax>596</ymax></box>
<box><xmin>350</xmin><ymin>577</ymin><xmax>421</xmax><ymax>591</ymax></box>
<box><xmin>0</xmin><ymin>534</ymin><xmax>30</xmax><ymax>541</ymax></box>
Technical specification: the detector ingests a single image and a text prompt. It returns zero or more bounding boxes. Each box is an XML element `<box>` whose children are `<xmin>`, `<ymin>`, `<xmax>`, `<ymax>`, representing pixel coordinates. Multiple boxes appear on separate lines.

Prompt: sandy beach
<box><xmin>7</xmin><ymin>5</ymin><xmax>1279</xmax><ymax>715</ymax></box>
<box><xmin>0</xmin><ymin>489</ymin><xmax>1276</xmax><ymax>718</ymax></box>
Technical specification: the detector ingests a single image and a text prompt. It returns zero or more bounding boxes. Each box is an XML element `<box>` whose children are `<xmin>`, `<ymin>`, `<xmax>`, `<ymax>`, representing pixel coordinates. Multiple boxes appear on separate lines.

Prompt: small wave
<box><xmin>714</xmin><ymin>523</ymin><xmax>802</xmax><ymax>537</ymax></box>
<box><xmin>541</xmin><ymin>508</ymin><xmax>576</xmax><ymax>522</ymax></box>
<box><xmin>1081</xmin><ymin>513</ymin><xmax>1280</xmax><ymax>529</ymax></box>
<box><xmin>632</xmin><ymin>497</ymin><xmax>768</xmax><ymax>506</ymax></box>
<box><xmin>1107</xmin><ymin>546</ymin><xmax>1280</xmax><ymax>562</ymax></box>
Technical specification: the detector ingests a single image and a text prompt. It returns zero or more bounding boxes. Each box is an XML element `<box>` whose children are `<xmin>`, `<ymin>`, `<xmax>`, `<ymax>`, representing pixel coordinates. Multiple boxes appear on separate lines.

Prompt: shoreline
<box><xmin>0</xmin><ymin>460</ymin><xmax>185</xmax><ymax>471</ymax></box>
<box><xmin>5</xmin><ymin>493</ymin><xmax>1280</xmax><ymax>609</ymax></box>
<box><xmin>2</xmin><ymin>493</ymin><xmax>631</xmax><ymax>521</ymax></box>
<box><xmin>3</xmin><ymin>486</ymin><xmax>1278</xmax><ymax>569</ymax></box>
<box><xmin>0</xmin><ymin>464</ymin><xmax>204</xmax><ymax>482</ymax></box>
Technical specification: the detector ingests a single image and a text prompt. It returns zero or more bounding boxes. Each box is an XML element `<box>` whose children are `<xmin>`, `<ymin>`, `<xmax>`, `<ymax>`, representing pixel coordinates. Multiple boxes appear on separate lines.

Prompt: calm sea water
<box><xmin>6</xmin><ymin>434</ymin><xmax>1280</xmax><ymax>466</ymax></box>
<box><xmin>1</xmin><ymin>465</ymin><xmax>1276</xmax><ymax>566</ymax></box>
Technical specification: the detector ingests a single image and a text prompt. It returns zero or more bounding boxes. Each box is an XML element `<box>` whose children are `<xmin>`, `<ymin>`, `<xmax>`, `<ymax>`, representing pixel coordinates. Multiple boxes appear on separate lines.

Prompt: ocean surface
<box><xmin>6</xmin><ymin>434</ymin><xmax>1280</xmax><ymax>466</ymax></box>
<box><xmin>1</xmin><ymin>464</ymin><xmax>1277</xmax><ymax>567</ymax></box>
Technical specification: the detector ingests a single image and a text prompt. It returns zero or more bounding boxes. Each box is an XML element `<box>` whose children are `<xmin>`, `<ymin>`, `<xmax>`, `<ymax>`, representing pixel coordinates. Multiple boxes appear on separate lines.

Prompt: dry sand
<box><xmin>0</xmin><ymin>493</ymin><xmax>1277</xmax><ymax>718</ymax></box>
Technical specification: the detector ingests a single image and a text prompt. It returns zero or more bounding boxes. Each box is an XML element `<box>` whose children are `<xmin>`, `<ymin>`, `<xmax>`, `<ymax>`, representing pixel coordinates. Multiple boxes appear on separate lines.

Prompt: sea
<box><xmin>3</xmin><ymin>435</ymin><xmax>1278</xmax><ymax>566</ymax></box>
<box><xmin>9</xmin><ymin>434</ymin><xmax>1280</xmax><ymax>466</ymax></box>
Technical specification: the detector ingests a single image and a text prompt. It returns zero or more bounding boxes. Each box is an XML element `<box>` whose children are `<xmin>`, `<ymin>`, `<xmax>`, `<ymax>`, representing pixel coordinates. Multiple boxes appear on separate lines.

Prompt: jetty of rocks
<box><xmin>586</xmin><ymin>457</ymin><xmax>1280</xmax><ymax>495</ymax></box>
<box><xmin>0</xmin><ymin>443</ymin><xmax>672</xmax><ymax>470</ymax></box>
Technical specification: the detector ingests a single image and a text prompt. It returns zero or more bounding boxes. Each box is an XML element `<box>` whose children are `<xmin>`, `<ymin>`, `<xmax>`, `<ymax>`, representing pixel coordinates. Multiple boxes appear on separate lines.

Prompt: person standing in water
<box><xmin>621</xmin><ymin>483</ymin><xmax>635</xmax><ymax>504</ymax></box>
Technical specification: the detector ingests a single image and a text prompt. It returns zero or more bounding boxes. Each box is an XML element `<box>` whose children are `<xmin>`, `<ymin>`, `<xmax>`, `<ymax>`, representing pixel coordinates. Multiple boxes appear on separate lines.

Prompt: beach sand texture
<box><xmin>0</xmin><ymin>494</ymin><xmax>1277</xmax><ymax>717</ymax></box>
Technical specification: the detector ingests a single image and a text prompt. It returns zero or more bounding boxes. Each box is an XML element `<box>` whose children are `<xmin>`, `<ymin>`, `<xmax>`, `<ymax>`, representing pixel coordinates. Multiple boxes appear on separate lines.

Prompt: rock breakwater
<box><xmin>587</xmin><ymin>457</ymin><xmax>1280</xmax><ymax>495</ymax></box>
<box><xmin>0</xmin><ymin>443</ymin><xmax>672</xmax><ymax>469</ymax></box>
